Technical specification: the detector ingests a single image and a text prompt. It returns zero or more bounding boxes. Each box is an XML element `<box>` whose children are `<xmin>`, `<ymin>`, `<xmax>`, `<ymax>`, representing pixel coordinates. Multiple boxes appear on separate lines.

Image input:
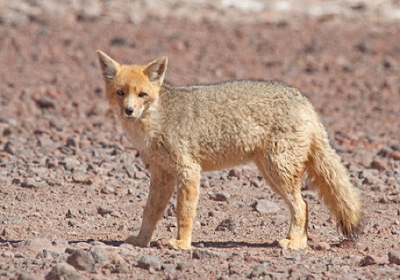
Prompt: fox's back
<box><xmin>156</xmin><ymin>81</ymin><xmax>317</xmax><ymax>170</ymax></box>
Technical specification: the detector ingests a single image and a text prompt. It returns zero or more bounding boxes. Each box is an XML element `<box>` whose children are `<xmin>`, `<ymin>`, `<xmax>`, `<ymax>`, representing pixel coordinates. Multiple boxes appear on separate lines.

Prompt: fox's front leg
<box><xmin>125</xmin><ymin>167</ymin><xmax>175</xmax><ymax>247</ymax></box>
<box><xmin>168</xmin><ymin>168</ymin><xmax>200</xmax><ymax>250</ymax></box>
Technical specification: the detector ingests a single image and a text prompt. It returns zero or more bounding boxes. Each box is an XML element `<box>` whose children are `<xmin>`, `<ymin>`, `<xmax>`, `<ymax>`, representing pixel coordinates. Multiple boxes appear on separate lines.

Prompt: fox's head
<box><xmin>97</xmin><ymin>51</ymin><xmax>167</xmax><ymax>120</ymax></box>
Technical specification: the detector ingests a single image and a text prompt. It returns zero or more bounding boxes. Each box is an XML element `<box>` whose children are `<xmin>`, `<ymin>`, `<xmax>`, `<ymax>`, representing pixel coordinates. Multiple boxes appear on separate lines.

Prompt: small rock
<box><xmin>252</xmin><ymin>199</ymin><xmax>280</xmax><ymax>214</ymax></box>
<box><xmin>337</xmin><ymin>239</ymin><xmax>357</xmax><ymax>249</ymax></box>
<box><xmin>250</xmin><ymin>264</ymin><xmax>267</xmax><ymax>278</ymax></box>
<box><xmin>215</xmin><ymin>218</ymin><xmax>236</xmax><ymax>232</ymax></box>
<box><xmin>18</xmin><ymin>272</ymin><xmax>37</xmax><ymax>280</ymax></box>
<box><xmin>228</xmin><ymin>168</ymin><xmax>241</xmax><ymax>178</ymax></box>
<box><xmin>370</xmin><ymin>159</ymin><xmax>387</xmax><ymax>172</ymax></box>
<box><xmin>200</xmin><ymin>177</ymin><xmax>210</xmax><ymax>188</ymax></box>
<box><xmin>228</xmin><ymin>263</ymin><xmax>242</xmax><ymax>275</ymax></box>
<box><xmin>108</xmin><ymin>251</ymin><xmax>129</xmax><ymax>270</ymax></box>
<box><xmin>388</xmin><ymin>251</ymin><xmax>400</xmax><ymax>265</ymax></box>
<box><xmin>314</xmin><ymin>242</ymin><xmax>331</xmax><ymax>251</ymax></box>
<box><xmin>21</xmin><ymin>179</ymin><xmax>42</xmax><ymax>189</ymax></box>
<box><xmin>391</xmin><ymin>151</ymin><xmax>400</xmax><ymax>161</ymax></box>
<box><xmin>209</xmin><ymin>192</ymin><xmax>230</xmax><ymax>202</ymax></box>
<box><xmin>357</xmin><ymin>151</ymin><xmax>373</xmax><ymax>167</ymax></box>
<box><xmin>66</xmin><ymin>249</ymin><xmax>95</xmax><ymax>272</ymax></box>
<box><xmin>110</xmin><ymin>37</ymin><xmax>127</xmax><ymax>46</ymax></box>
<box><xmin>66</xmin><ymin>209</ymin><xmax>77</xmax><ymax>219</ymax></box>
<box><xmin>250</xmin><ymin>177</ymin><xmax>263</xmax><ymax>188</ymax></box>
<box><xmin>124</xmin><ymin>165</ymin><xmax>136</xmax><ymax>178</ymax></box>
<box><xmin>45</xmin><ymin>262</ymin><xmax>83</xmax><ymax>280</ymax></box>
<box><xmin>90</xmin><ymin>246</ymin><xmax>109</xmax><ymax>265</ymax></box>
<box><xmin>192</xmin><ymin>249</ymin><xmax>229</xmax><ymax>259</ymax></box>
<box><xmin>49</xmin><ymin>119</ymin><xmax>64</xmax><ymax>131</ymax></box>
<box><xmin>134</xmin><ymin>171</ymin><xmax>147</xmax><ymax>179</ymax></box>
<box><xmin>137</xmin><ymin>255</ymin><xmax>163</xmax><ymax>271</ymax></box>
<box><xmin>176</xmin><ymin>262</ymin><xmax>193</xmax><ymax>271</ymax></box>
<box><xmin>360</xmin><ymin>255</ymin><xmax>376</xmax><ymax>266</ymax></box>
<box><xmin>35</xmin><ymin>96</ymin><xmax>56</xmax><ymax>109</ymax></box>
<box><xmin>355</xmin><ymin>41</ymin><xmax>371</xmax><ymax>53</ymax></box>
<box><xmin>100</xmin><ymin>186</ymin><xmax>115</xmax><ymax>194</ymax></box>
<box><xmin>72</xmin><ymin>166</ymin><xmax>87</xmax><ymax>182</ymax></box>
<box><xmin>58</xmin><ymin>157</ymin><xmax>80</xmax><ymax>171</ymax></box>
<box><xmin>97</xmin><ymin>206</ymin><xmax>112</xmax><ymax>217</ymax></box>
<box><xmin>4</xmin><ymin>141</ymin><xmax>15</xmax><ymax>155</ymax></box>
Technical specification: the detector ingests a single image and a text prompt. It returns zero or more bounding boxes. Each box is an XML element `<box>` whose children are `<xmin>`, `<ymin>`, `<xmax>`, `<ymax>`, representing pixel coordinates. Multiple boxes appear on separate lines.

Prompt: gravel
<box><xmin>0</xmin><ymin>0</ymin><xmax>399</xmax><ymax>279</ymax></box>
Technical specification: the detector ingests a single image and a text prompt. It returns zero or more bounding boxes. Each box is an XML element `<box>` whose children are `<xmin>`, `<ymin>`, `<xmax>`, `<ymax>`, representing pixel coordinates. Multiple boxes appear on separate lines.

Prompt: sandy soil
<box><xmin>0</xmin><ymin>1</ymin><xmax>399</xmax><ymax>279</ymax></box>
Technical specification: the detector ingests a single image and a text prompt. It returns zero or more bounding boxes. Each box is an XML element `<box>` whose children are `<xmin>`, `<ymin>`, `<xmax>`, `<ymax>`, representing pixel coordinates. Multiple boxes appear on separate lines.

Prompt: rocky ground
<box><xmin>0</xmin><ymin>1</ymin><xmax>400</xmax><ymax>279</ymax></box>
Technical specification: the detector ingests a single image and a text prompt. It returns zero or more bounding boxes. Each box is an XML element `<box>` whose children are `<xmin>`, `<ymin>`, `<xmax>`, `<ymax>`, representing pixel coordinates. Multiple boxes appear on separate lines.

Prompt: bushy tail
<box><xmin>307</xmin><ymin>125</ymin><xmax>362</xmax><ymax>240</ymax></box>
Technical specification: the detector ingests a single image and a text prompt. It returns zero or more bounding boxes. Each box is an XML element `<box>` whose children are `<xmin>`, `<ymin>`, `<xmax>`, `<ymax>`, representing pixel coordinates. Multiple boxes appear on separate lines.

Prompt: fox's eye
<box><xmin>117</xmin><ymin>90</ymin><xmax>125</xmax><ymax>96</ymax></box>
<box><xmin>138</xmin><ymin>92</ymin><xmax>147</xmax><ymax>98</ymax></box>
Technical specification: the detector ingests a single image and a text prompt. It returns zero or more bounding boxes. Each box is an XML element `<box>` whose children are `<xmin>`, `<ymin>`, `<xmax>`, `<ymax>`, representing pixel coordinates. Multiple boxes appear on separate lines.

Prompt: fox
<box><xmin>96</xmin><ymin>50</ymin><xmax>362</xmax><ymax>250</ymax></box>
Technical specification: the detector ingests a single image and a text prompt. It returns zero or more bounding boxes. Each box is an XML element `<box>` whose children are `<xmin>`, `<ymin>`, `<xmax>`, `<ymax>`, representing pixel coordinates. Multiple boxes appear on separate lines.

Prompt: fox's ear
<box><xmin>97</xmin><ymin>50</ymin><xmax>120</xmax><ymax>80</ymax></box>
<box><xmin>144</xmin><ymin>56</ymin><xmax>168</xmax><ymax>86</ymax></box>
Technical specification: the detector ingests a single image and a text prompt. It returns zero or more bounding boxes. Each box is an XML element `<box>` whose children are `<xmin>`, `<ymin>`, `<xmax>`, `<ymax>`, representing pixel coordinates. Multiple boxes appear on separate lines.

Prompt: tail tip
<box><xmin>338</xmin><ymin>212</ymin><xmax>364</xmax><ymax>241</ymax></box>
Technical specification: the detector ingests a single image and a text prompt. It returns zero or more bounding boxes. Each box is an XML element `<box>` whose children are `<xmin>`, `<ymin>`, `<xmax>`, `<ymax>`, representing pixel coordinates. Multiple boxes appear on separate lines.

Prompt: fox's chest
<box><xmin>121</xmin><ymin>119</ymin><xmax>150</xmax><ymax>152</ymax></box>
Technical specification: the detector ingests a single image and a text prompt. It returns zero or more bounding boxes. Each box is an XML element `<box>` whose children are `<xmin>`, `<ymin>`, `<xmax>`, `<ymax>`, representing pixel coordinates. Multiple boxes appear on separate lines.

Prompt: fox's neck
<box><xmin>119</xmin><ymin>100</ymin><xmax>161</xmax><ymax>152</ymax></box>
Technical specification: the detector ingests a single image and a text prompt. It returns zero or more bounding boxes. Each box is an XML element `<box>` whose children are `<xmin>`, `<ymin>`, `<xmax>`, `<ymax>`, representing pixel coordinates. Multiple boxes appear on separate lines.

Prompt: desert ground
<box><xmin>0</xmin><ymin>0</ymin><xmax>399</xmax><ymax>279</ymax></box>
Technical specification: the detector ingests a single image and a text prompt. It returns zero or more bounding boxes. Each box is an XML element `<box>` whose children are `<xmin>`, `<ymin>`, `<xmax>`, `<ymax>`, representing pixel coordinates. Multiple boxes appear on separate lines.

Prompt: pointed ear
<box><xmin>144</xmin><ymin>56</ymin><xmax>168</xmax><ymax>86</ymax></box>
<box><xmin>97</xmin><ymin>50</ymin><xmax>120</xmax><ymax>80</ymax></box>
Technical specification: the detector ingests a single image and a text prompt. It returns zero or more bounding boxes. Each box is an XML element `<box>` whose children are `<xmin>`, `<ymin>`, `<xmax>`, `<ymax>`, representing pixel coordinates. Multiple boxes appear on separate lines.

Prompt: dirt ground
<box><xmin>0</xmin><ymin>1</ymin><xmax>399</xmax><ymax>279</ymax></box>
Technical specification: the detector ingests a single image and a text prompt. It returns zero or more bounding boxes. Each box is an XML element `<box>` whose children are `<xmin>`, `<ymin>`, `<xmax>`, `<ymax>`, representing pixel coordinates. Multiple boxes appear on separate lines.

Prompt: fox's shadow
<box><xmin>192</xmin><ymin>240</ymin><xmax>279</xmax><ymax>249</ymax></box>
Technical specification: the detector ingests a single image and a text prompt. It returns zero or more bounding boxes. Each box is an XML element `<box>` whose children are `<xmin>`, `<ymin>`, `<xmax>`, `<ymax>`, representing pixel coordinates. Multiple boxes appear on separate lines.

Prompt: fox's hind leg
<box><xmin>125</xmin><ymin>166</ymin><xmax>175</xmax><ymax>247</ymax></box>
<box><xmin>255</xmin><ymin>155</ymin><xmax>308</xmax><ymax>250</ymax></box>
<box><xmin>168</xmin><ymin>167</ymin><xmax>201</xmax><ymax>250</ymax></box>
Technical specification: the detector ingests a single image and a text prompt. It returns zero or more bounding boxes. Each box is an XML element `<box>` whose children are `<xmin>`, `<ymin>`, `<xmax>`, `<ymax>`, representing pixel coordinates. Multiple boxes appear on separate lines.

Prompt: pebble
<box><xmin>34</xmin><ymin>96</ymin><xmax>56</xmax><ymax>109</ymax></box>
<box><xmin>100</xmin><ymin>186</ymin><xmax>116</xmax><ymax>194</ymax></box>
<box><xmin>72</xmin><ymin>166</ymin><xmax>87</xmax><ymax>182</ymax></box>
<box><xmin>97</xmin><ymin>206</ymin><xmax>112</xmax><ymax>216</ymax></box>
<box><xmin>209</xmin><ymin>192</ymin><xmax>230</xmax><ymax>202</ymax></box>
<box><xmin>134</xmin><ymin>171</ymin><xmax>147</xmax><ymax>179</ymax></box>
<box><xmin>314</xmin><ymin>242</ymin><xmax>331</xmax><ymax>251</ymax></box>
<box><xmin>370</xmin><ymin>159</ymin><xmax>387</xmax><ymax>172</ymax></box>
<box><xmin>252</xmin><ymin>199</ymin><xmax>280</xmax><ymax>214</ymax></box>
<box><xmin>137</xmin><ymin>255</ymin><xmax>163</xmax><ymax>271</ymax></box>
<box><xmin>215</xmin><ymin>218</ymin><xmax>236</xmax><ymax>232</ymax></box>
<box><xmin>359</xmin><ymin>255</ymin><xmax>377</xmax><ymax>266</ymax></box>
<box><xmin>90</xmin><ymin>246</ymin><xmax>109</xmax><ymax>265</ymax></box>
<box><xmin>176</xmin><ymin>262</ymin><xmax>193</xmax><ymax>271</ymax></box>
<box><xmin>45</xmin><ymin>262</ymin><xmax>83</xmax><ymax>280</ymax></box>
<box><xmin>4</xmin><ymin>141</ymin><xmax>15</xmax><ymax>155</ymax></box>
<box><xmin>192</xmin><ymin>249</ymin><xmax>229</xmax><ymax>259</ymax></box>
<box><xmin>18</xmin><ymin>272</ymin><xmax>37</xmax><ymax>280</ymax></box>
<box><xmin>388</xmin><ymin>251</ymin><xmax>400</xmax><ymax>265</ymax></box>
<box><xmin>66</xmin><ymin>249</ymin><xmax>95</xmax><ymax>272</ymax></box>
<box><xmin>124</xmin><ymin>164</ymin><xmax>136</xmax><ymax>178</ymax></box>
<box><xmin>391</xmin><ymin>150</ymin><xmax>400</xmax><ymax>161</ymax></box>
<box><xmin>228</xmin><ymin>168</ymin><xmax>241</xmax><ymax>178</ymax></box>
<box><xmin>250</xmin><ymin>264</ymin><xmax>267</xmax><ymax>278</ymax></box>
<box><xmin>21</xmin><ymin>179</ymin><xmax>43</xmax><ymax>189</ymax></box>
<box><xmin>58</xmin><ymin>156</ymin><xmax>80</xmax><ymax>171</ymax></box>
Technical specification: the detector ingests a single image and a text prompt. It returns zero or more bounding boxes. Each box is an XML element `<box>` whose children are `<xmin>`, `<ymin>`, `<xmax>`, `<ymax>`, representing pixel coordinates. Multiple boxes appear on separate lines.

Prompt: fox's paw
<box><xmin>278</xmin><ymin>238</ymin><xmax>308</xmax><ymax>250</ymax></box>
<box><xmin>124</xmin><ymin>235</ymin><xmax>150</xmax><ymax>247</ymax></box>
<box><xmin>168</xmin><ymin>238</ymin><xmax>191</xmax><ymax>250</ymax></box>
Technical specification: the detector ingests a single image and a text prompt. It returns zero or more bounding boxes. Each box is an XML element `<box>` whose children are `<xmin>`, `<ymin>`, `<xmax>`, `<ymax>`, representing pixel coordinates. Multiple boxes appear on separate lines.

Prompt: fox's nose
<box><xmin>125</xmin><ymin>107</ymin><xmax>134</xmax><ymax>116</ymax></box>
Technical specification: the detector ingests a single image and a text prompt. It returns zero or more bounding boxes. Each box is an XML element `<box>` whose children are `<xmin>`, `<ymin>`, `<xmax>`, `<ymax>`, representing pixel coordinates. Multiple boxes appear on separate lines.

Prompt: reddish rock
<box><xmin>370</xmin><ymin>159</ymin><xmax>387</xmax><ymax>172</ymax></box>
<box><xmin>391</xmin><ymin>150</ymin><xmax>400</xmax><ymax>161</ymax></box>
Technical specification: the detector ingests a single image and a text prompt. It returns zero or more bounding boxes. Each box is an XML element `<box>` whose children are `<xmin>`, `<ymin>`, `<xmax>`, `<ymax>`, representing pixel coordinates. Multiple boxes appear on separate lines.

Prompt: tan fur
<box><xmin>97</xmin><ymin>51</ymin><xmax>362</xmax><ymax>250</ymax></box>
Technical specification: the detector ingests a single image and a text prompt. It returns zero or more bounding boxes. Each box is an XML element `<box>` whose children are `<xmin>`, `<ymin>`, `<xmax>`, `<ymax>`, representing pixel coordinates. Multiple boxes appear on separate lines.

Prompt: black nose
<box><xmin>125</xmin><ymin>107</ymin><xmax>134</xmax><ymax>116</ymax></box>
